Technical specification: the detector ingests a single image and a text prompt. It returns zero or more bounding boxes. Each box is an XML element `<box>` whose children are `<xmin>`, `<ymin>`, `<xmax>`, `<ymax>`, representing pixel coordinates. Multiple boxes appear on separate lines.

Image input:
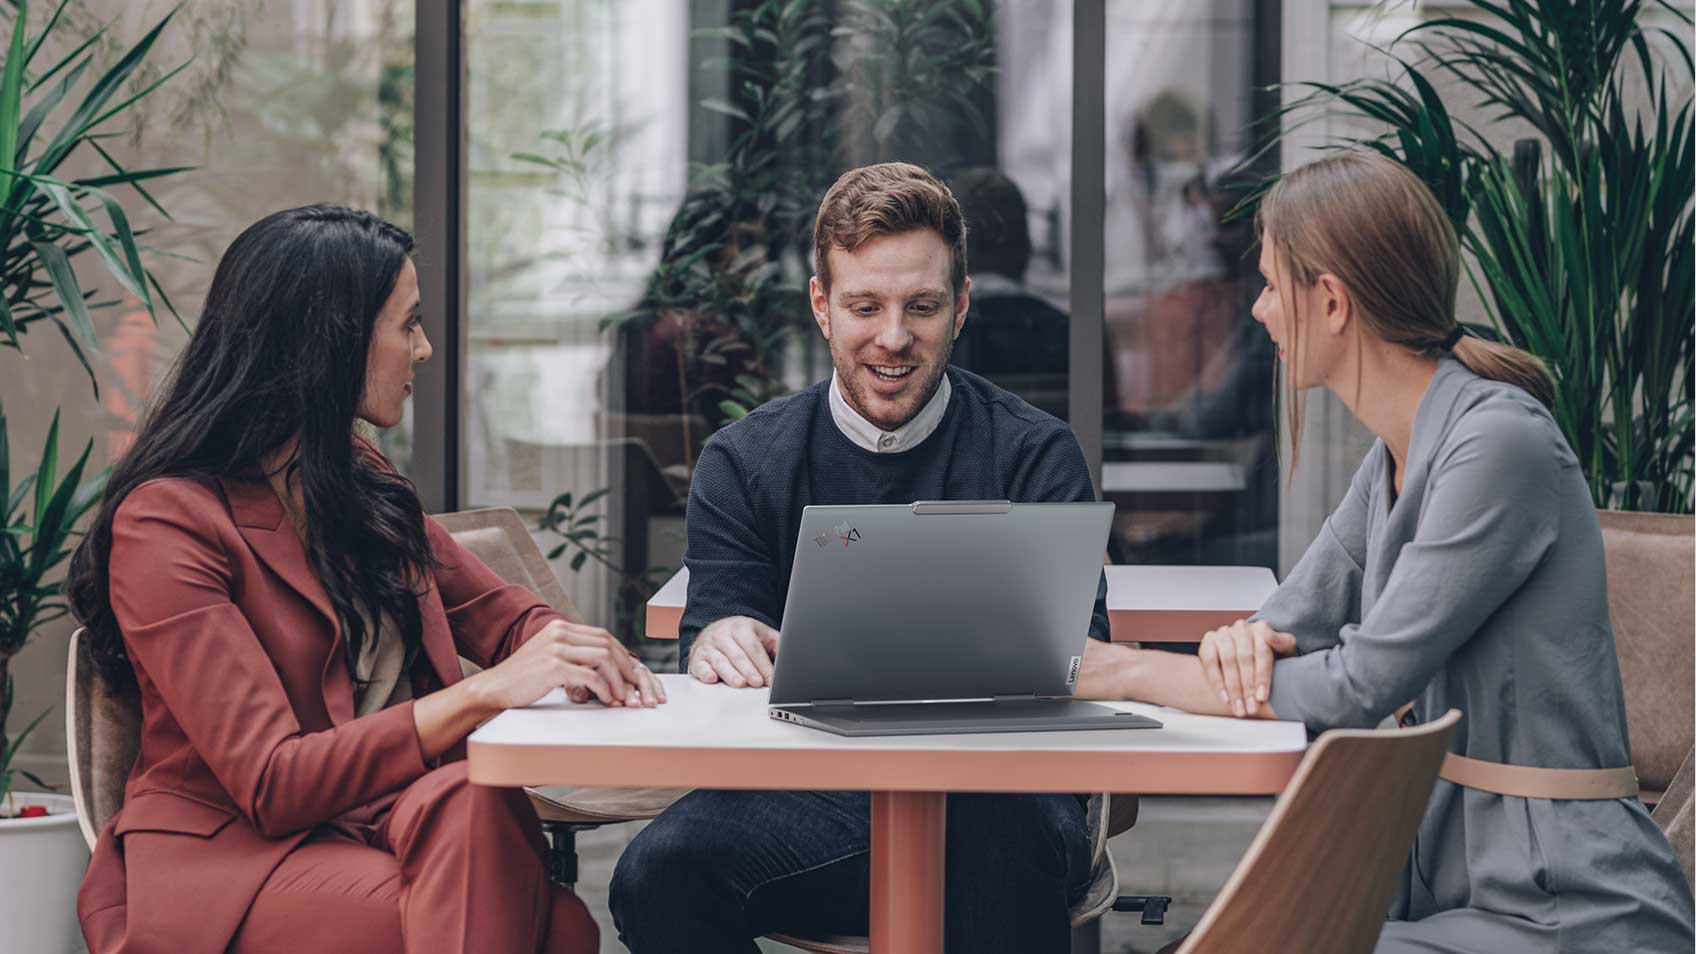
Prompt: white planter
<box><xmin>0</xmin><ymin>792</ymin><xmax>89</xmax><ymax>954</ymax></box>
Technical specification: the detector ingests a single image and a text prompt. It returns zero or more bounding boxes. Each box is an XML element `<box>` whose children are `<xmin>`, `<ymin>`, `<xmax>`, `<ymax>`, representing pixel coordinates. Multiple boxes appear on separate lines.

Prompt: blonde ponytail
<box><xmin>1448</xmin><ymin>333</ymin><xmax>1556</xmax><ymax>408</ymax></box>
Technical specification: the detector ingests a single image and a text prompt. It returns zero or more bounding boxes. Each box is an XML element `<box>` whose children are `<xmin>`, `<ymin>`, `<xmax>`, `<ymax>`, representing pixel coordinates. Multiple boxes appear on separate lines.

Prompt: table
<box><xmin>468</xmin><ymin>675</ymin><xmax>1307</xmax><ymax>953</ymax></box>
<box><xmin>644</xmin><ymin>564</ymin><xmax>1279</xmax><ymax>643</ymax></box>
<box><xmin>1101</xmin><ymin>461</ymin><xmax>1245</xmax><ymax>495</ymax></box>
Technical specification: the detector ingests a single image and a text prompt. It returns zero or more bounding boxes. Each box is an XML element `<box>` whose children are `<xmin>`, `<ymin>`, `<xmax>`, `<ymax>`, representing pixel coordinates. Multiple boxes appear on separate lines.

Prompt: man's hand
<box><xmin>1198</xmin><ymin>619</ymin><xmax>1296</xmax><ymax>718</ymax></box>
<box><xmin>688</xmin><ymin>616</ymin><xmax>780</xmax><ymax>687</ymax></box>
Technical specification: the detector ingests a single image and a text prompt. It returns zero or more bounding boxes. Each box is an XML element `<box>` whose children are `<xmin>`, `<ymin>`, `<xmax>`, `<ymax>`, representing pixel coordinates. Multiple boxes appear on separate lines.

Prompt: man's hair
<box><xmin>812</xmin><ymin>161</ymin><xmax>968</xmax><ymax>295</ymax></box>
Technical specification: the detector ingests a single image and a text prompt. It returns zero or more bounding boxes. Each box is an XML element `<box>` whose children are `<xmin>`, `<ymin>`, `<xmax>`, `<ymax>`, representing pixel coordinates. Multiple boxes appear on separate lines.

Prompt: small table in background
<box><xmin>644</xmin><ymin>564</ymin><xmax>1279</xmax><ymax>644</ymax></box>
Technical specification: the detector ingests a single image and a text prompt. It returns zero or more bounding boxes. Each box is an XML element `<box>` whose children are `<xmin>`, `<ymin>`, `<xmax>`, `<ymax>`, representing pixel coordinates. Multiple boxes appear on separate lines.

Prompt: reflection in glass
<box><xmin>1</xmin><ymin>1</ymin><xmax>417</xmax><ymax>474</ymax></box>
<box><xmin>464</xmin><ymin>1</ymin><xmax>1071</xmax><ymax>652</ymax></box>
<box><xmin>1102</xmin><ymin>0</ymin><xmax>1280</xmax><ymax>570</ymax></box>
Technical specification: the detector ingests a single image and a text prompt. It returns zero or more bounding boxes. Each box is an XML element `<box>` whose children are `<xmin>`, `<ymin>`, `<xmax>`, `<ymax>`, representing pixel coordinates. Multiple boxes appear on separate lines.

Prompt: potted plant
<box><xmin>1250</xmin><ymin>0</ymin><xmax>1693</xmax><ymax>514</ymax></box>
<box><xmin>0</xmin><ymin>409</ymin><xmax>103</xmax><ymax>954</ymax></box>
<box><xmin>0</xmin><ymin>2</ymin><xmax>185</xmax><ymax>949</ymax></box>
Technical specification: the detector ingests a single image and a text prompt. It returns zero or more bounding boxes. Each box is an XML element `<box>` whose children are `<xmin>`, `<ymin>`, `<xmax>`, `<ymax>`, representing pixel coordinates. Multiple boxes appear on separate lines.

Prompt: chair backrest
<box><xmin>1654</xmin><ymin>749</ymin><xmax>1694</xmax><ymax>886</ymax></box>
<box><xmin>65</xmin><ymin>626</ymin><xmax>142</xmax><ymax>851</ymax></box>
<box><xmin>432</xmin><ymin>507</ymin><xmax>579</xmax><ymax>621</ymax></box>
<box><xmin>1598</xmin><ymin>510</ymin><xmax>1695</xmax><ymax>798</ymax></box>
<box><xmin>63</xmin><ymin>508</ymin><xmax>573</xmax><ymax>851</ymax></box>
<box><xmin>1176</xmin><ymin>710</ymin><xmax>1460</xmax><ymax>954</ymax></box>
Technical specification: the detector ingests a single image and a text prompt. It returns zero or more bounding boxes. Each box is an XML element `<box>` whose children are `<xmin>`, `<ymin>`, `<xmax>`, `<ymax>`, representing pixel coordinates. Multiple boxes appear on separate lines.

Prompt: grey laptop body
<box><xmin>766</xmin><ymin>500</ymin><xmax>1163</xmax><ymax>737</ymax></box>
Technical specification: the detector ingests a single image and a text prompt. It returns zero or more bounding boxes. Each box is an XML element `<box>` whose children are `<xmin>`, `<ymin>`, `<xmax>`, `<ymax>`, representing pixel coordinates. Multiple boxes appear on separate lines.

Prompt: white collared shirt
<box><xmin>828</xmin><ymin>369</ymin><xmax>952</xmax><ymax>453</ymax></box>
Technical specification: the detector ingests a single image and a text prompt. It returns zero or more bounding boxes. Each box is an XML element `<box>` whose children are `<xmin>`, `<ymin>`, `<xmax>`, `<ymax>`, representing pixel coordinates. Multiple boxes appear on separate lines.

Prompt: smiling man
<box><xmin>608</xmin><ymin>162</ymin><xmax>1119</xmax><ymax>954</ymax></box>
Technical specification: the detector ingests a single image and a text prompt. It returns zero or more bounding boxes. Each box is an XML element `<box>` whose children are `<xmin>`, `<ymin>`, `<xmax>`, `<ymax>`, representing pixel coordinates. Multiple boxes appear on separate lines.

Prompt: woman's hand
<box><xmin>1198</xmin><ymin>620</ymin><xmax>1297</xmax><ymax>717</ymax></box>
<box><xmin>473</xmin><ymin>619</ymin><xmax>667</xmax><ymax>709</ymax></box>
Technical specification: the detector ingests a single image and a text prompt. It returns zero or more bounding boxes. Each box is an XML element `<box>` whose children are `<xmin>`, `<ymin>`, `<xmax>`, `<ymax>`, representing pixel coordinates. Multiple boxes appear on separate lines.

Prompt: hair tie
<box><xmin>1439</xmin><ymin>326</ymin><xmax>1466</xmax><ymax>351</ymax></box>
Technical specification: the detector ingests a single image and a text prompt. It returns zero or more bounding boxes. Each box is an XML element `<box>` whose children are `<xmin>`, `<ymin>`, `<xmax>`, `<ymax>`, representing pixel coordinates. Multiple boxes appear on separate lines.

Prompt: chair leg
<box><xmin>1112</xmin><ymin>895</ymin><xmax>1171</xmax><ymax>925</ymax></box>
<box><xmin>541</xmin><ymin>821</ymin><xmax>593</xmax><ymax>887</ymax></box>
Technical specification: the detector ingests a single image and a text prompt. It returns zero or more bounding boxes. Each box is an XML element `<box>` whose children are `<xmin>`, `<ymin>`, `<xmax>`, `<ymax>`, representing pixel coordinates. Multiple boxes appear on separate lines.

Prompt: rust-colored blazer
<box><xmin>77</xmin><ymin>468</ymin><xmax>565</xmax><ymax>954</ymax></box>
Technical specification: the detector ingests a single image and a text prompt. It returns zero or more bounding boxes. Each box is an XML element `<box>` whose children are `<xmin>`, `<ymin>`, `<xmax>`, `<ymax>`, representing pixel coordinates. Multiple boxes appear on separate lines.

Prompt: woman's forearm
<box><xmin>412</xmin><ymin>676</ymin><xmax>503</xmax><ymax>760</ymax></box>
<box><xmin>1085</xmin><ymin>645</ymin><xmax>1280</xmax><ymax>720</ymax></box>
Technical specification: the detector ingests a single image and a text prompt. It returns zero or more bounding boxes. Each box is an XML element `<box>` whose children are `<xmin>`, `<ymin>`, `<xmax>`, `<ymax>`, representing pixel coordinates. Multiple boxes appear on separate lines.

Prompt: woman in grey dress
<box><xmin>1097</xmin><ymin>151</ymin><xmax>1694</xmax><ymax>952</ymax></box>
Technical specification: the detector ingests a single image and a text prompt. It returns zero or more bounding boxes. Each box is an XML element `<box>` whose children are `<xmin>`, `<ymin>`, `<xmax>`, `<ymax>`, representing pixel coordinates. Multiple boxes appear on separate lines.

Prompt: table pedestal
<box><xmin>870</xmin><ymin>790</ymin><xmax>947</xmax><ymax>953</ymax></box>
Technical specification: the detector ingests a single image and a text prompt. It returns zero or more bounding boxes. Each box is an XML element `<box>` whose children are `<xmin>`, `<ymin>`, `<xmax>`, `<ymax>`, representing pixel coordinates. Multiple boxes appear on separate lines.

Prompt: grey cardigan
<box><xmin>1257</xmin><ymin>359</ymin><xmax>1693</xmax><ymax>953</ymax></box>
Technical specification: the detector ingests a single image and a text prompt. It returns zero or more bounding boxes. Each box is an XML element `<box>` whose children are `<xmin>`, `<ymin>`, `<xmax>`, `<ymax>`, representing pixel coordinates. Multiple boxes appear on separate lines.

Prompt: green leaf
<box><xmin>569</xmin><ymin>551</ymin><xmax>588</xmax><ymax>573</ymax></box>
<box><xmin>30</xmin><ymin>239</ymin><xmax>95</xmax><ymax>349</ymax></box>
<box><xmin>0</xmin><ymin>0</ymin><xmax>29</xmax><ymax>170</ymax></box>
<box><xmin>699</xmin><ymin>98</ymin><xmax>751</xmax><ymax>122</ymax></box>
<box><xmin>32</xmin><ymin>409</ymin><xmax>60</xmax><ymax>532</ymax></box>
<box><xmin>576</xmin><ymin>487</ymin><xmax>610</xmax><ymax>511</ymax></box>
<box><xmin>0</xmin><ymin>290</ymin><xmax>16</xmax><ymax>348</ymax></box>
<box><xmin>718</xmin><ymin>400</ymin><xmax>750</xmax><ymax>421</ymax></box>
<box><xmin>30</xmin><ymin>179</ymin><xmax>151</xmax><ymax>314</ymax></box>
<box><xmin>30</xmin><ymin>8</ymin><xmax>180</xmax><ymax>181</ymax></box>
<box><xmin>16</xmin><ymin>57</ymin><xmax>89</xmax><ymax>162</ymax></box>
<box><xmin>29</xmin><ymin>437</ymin><xmax>89</xmax><ymax>578</ymax></box>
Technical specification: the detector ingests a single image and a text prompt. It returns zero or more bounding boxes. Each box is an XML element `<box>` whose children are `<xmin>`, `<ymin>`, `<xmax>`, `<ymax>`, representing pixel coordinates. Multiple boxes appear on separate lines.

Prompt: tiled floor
<box><xmin>572</xmin><ymin>795</ymin><xmax>1272</xmax><ymax>954</ymax></box>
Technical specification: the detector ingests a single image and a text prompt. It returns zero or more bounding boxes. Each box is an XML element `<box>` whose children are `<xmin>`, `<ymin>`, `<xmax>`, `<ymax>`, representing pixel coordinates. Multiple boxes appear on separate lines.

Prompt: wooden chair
<box><xmin>429</xmin><ymin>506</ymin><xmax>688</xmax><ymax>883</ymax></box>
<box><xmin>1151</xmin><ymin>711</ymin><xmax>1461</xmax><ymax>954</ymax></box>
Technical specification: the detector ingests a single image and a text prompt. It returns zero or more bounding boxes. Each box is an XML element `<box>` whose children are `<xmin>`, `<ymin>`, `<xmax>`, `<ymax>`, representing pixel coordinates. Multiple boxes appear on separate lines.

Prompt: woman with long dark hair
<box><xmin>67</xmin><ymin>205</ymin><xmax>662</xmax><ymax>954</ymax></box>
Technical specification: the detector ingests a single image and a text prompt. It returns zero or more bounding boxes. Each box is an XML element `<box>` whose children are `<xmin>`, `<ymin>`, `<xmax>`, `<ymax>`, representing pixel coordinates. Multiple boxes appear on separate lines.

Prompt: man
<box><xmin>609</xmin><ymin>162</ymin><xmax>1129</xmax><ymax>953</ymax></box>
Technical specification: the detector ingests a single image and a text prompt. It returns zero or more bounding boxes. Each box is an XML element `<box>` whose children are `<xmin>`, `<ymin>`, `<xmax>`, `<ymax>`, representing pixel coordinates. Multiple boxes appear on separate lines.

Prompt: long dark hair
<box><xmin>69</xmin><ymin>205</ymin><xmax>438</xmax><ymax>689</ymax></box>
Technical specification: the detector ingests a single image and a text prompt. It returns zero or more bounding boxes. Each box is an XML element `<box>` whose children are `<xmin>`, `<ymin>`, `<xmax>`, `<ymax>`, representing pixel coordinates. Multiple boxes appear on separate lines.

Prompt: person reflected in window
<box><xmin>67</xmin><ymin>206</ymin><xmax>664</xmax><ymax>954</ymax></box>
<box><xmin>1080</xmin><ymin>152</ymin><xmax>1694</xmax><ymax>953</ymax></box>
<box><xmin>608</xmin><ymin>162</ymin><xmax>1132</xmax><ymax>954</ymax></box>
<box><xmin>948</xmin><ymin>166</ymin><xmax>1120</xmax><ymax>422</ymax></box>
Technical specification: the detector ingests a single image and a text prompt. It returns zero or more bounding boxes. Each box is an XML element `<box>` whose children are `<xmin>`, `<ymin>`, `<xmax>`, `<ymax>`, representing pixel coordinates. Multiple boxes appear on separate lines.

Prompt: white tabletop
<box><xmin>1105</xmin><ymin>565</ymin><xmax>1278</xmax><ymax>613</ymax></box>
<box><xmin>1101</xmin><ymin>461</ymin><xmax>1245</xmax><ymax>494</ymax></box>
<box><xmin>467</xmin><ymin>675</ymin><xmax>1308</xmax><ymax>795</ymax></box>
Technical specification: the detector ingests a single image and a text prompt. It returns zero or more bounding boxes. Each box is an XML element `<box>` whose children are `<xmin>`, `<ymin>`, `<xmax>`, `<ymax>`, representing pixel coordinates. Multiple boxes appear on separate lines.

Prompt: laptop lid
<box><xmin>768</xmin><ymin>500</ymin><xmax>1113</xmax><ymax>706</ymax></box>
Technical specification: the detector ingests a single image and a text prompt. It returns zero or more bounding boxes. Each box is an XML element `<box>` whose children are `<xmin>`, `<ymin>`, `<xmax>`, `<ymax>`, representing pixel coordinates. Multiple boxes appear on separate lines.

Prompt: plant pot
<box><xmin>0</xmin><ymin>792</ymin><xmax>89</xmax><ymax>953</ymax></box>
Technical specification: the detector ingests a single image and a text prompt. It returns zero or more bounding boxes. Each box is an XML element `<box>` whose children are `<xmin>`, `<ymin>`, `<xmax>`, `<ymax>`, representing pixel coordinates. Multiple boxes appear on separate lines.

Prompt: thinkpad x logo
<box><xmin>815</xmin><ymin>521</ymin><xmax>862</xmax><ymax>549</ymax></box>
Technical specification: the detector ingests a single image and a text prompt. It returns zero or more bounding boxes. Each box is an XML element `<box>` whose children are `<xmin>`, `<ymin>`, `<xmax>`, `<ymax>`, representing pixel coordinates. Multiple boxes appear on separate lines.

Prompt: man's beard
<box><xmin>831</xmin><ymin>332</ymin><xmax>954</xmax><ymax>432</ymax></box>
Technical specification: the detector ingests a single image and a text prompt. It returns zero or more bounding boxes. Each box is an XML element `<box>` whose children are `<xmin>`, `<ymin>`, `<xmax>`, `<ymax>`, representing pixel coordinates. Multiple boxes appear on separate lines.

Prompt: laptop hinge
<box><xmin>811</xmin><ymin>698</ymin><xmax>855</xmax><ymax>708</ymax></box>
<box><xmin>992</xmin><ymin>694</ymin><xmax>1037</xmax><ymax>703</ymax></box>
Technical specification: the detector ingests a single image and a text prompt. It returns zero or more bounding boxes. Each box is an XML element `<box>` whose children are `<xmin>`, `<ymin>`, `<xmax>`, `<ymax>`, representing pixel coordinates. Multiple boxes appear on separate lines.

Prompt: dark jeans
<box><xmin>609</xmin><ymin>789</ymin><xmax>1091</xmax><ymax>954</ymax></box>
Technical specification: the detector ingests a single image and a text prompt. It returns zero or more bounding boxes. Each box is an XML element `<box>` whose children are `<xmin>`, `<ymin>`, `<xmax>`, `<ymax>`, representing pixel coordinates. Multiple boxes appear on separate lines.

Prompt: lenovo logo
<box><xmin>1067</xmin><ymin>655</ymin><xmax>1082</xmax><ymax>685</ymax></box>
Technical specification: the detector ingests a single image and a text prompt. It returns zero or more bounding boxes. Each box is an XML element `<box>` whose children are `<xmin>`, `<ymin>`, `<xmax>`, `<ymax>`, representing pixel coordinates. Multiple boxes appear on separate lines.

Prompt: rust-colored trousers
<box><xmin>227</xmin><ymin>763</ymin><xmax>597</xmax><ymax>954</ymax></box>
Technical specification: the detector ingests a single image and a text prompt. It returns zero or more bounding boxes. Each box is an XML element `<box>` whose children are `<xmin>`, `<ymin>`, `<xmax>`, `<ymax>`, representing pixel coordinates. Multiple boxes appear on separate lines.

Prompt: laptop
<box><xmin>766</xmin><ymin>500</ymin><xmax>1163</xmax><ymax>737</ymax></box>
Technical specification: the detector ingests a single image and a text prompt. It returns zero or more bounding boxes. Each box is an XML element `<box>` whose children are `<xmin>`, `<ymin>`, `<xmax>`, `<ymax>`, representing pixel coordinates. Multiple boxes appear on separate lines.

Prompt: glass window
<box><xmin>1101</xmin><ymin>0</ymin><xmax>1281</xmax><ymax>570</ymax></box>
<box><xmin>0</xmin><ymin>0</ymin><xmax>416</xmax><ymax>473</ymax></box>
<box><xmin>463</xmin><ymin>0</ymin><xmax>1072</xmax><ymax>654</ymax></box>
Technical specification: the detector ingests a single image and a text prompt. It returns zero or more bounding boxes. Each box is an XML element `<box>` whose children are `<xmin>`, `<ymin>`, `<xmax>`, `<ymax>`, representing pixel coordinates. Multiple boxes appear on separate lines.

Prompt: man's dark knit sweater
<box><xmin>679</xmin><ymin>366</ymin><xmax>1111</xmax><ymax>664</ymax></box>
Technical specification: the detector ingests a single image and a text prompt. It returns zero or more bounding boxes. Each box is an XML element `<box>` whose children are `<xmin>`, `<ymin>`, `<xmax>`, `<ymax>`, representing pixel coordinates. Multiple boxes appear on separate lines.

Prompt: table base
<box><xmin>870</xmin><ymin>790</ymin><xmax>946</xmax><ymax>953</ymax></box>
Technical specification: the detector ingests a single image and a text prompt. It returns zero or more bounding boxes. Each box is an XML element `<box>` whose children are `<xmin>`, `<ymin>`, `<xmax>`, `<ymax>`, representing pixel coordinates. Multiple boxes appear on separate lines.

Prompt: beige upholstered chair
<box><xmin>66</xmin><ymin>626</ymin><xmax>138</xmax><ymax>849</ymax></box>
<box><xmin>65</xmin><ymin>507</ymin><xmax>687</xmax><ymax>876</ymax></box>
<box><xmin>430</xmin><ymin>507</ymin><xmax>688</xmax><ymax>882</ymax></box>
<box><xmin>1598</xmin><ymin>510</ymin><xmax>1696</xmax><ymax>885</ymax></box>
<box><xmin>1158</xmin><ymin>711</ymin><xmax>1462</xmax><ymax>954</ymax></box>
<box><xmin>1599</xmin><ymin>510</ymin><xmax>1694</xmax><ymax>809</ymax></box>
